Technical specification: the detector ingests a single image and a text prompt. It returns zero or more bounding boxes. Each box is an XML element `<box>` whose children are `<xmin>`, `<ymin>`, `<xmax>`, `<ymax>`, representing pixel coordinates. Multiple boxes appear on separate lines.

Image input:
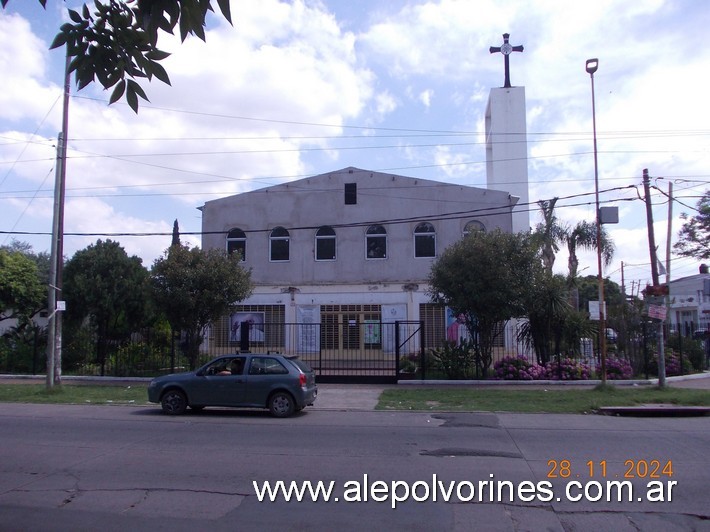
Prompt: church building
<box><xmin>198</xmin><ymin>34</ymin><xmax>531</xmax><ymax>378</ymax></box>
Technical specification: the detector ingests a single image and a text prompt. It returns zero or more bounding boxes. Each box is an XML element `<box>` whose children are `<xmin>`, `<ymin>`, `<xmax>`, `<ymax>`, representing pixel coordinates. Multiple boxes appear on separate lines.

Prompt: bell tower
<box><xmin>486</xmin><ymin>33</ymin><xmax>530</xmax><ymax>234</ymax></box>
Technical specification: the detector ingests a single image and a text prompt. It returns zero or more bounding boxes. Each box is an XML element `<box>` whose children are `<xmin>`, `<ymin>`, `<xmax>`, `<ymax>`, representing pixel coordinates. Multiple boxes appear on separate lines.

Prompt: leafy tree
<box><xmin>517</xmin><ymin>273</ymin><xmax>571</xmax><ymax>365</ymax></box>
<box><xmin>674</xmin><ymin>190</ymin><xmax>710</xmax><ymax>260</ymax></box>
<box><xmin>63</xmin><ymin>239</ymin><xmax>151</xmax><ymax>374</ymax></box>
<box><xmin>150</xmin><ymin>244</ymin><xmax>252</xmax><ymax>370</ymax></box>
<box><xmin>1</xmin><ymin>240</ymin><xmax>51</xmax><ymax>287</ymax></box>
<box><xmin>532</xmin><ymin>198</ymin><xmax>565</xmax><ymax>274</ymax></box>
<box><xmin>577</xmin><ymin>275</ymin><xmax>624</xmax><ymax>318</ymax></box>
<box><xmin>0</xmin><ymin>249</ymin><xmax>46</xmax><ymax>327</ymax></box>
<box><xmin>564</xmin><ymin>220</ymin><xmax>614</xmax><ymax>309</ymax></box>
<box><xmin>428</xmin><ymin>229</ymin><xmax>541</xmax><ymax>377</ymax></box>
<box><xmin>565</xmin><ymin>220</ymin><xmax>614</xmax><ymax>281</ymax></box>
<box><xmin>2</xmin><ymin>0</ymin><xmax>232</xmax><ymax>112</ymax></box>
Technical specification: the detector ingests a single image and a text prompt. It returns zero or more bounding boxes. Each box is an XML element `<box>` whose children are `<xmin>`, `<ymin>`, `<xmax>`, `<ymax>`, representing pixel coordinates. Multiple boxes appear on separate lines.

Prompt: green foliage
<box><xmin>646</xmin><ymin>350</ymin><xmax>694</xmax><ymax>377</ymax></box>
<box><xmin>674</xmin><ymin>190</ymin><xmax>710</xmax><ymax>260</ymax></box>
<box><xmin>63</xmin><ymin>240</ymin><xmax>151</xmax><ymax>372</ymax></box>
<box><xmin>665</xmin><ymin>334</ymin><xmax>706</xmax><ymax>372</ymax></box>
<box><xmin>3</xmin><ymin>1</ymin><xmax>232</xmax><ymax>112</ymax></box>
<box><xmin>0</xmin><ymin>324</ymin><xmax>46</xmax><ymax>373</ymax></box>
<box><xmin>576</xmin><ymin>275</ymin><xmax>624</xmax><ymax>316</ymax></box>
<box><xmin>0</xmin><ymin>249</ymin><xmax>46</xmax><ymax>326</ymax></box>
<box><xmin>429</xmin><ymin>229</ymin><xmax>540</xmax><ymax>376</ymax></box>
<box><xmin>150</xmin><ymin>244</ymin><xmax>252</xmax><ymax>369</ymax></box>
<box><xmin>429</xmin><ymin>340</ymin><xmax>476</xmax><ymax>379</ymax></box>
<box><xmin>532</xmin><ymin>197</ymin><xmax>565</xmax><ymax>273</ymax></box>
<box><xmin>518</xmin><ymin>273</ymin><xmax>571</xmax><ymax>365</ymax></box>
<box><xmin>398</xmin><ymin>356</ymin><xmax>416</xmax><ymax>373</ymax></box>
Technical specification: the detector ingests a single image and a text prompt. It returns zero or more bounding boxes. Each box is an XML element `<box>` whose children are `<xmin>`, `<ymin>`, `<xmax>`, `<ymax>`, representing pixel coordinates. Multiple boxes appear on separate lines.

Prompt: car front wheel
<box><xmin>161</xmin><ymin>389</ymin><xmax>188</xmax><ymax>415</ymax></box>
<box><xmin>269</xmin><ymin>391</ymin><xmax>296</xmax><ymax>418</ymax></box>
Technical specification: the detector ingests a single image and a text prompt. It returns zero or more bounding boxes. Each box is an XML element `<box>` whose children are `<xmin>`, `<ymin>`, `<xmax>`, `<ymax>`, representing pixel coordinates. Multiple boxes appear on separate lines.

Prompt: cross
<box><xmin>489</xmin><ymin>33</ymin><xmax>524</xmax><ymax>88</ymax></box>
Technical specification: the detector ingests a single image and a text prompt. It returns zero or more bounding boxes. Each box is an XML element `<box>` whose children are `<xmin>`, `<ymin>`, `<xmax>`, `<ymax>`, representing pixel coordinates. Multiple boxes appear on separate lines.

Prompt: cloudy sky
<box><xmin>1</xmin><ymin>0</ymin><xmax>708</xmax><ymax>293</ymax></box>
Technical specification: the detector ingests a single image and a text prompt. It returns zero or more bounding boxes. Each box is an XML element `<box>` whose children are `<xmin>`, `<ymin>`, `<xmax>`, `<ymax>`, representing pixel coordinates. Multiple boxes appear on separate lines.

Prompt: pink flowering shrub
<box><xmin>603</xmin><ymin>356</ymin><xmax>633</xmax><ymax>380</ymax></box>
<box><xmin>544</xmin><ymin>357</ymin><xmax>592</xmax><ymax>380</ymax></box>
<box><xmin>494</xmin><ymin>356</ymin><xmax>545</xmax><ymax>380</ymax></box>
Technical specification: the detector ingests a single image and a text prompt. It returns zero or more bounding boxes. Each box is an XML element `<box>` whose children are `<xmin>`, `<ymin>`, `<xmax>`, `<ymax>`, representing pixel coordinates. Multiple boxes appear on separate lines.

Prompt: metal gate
<box><xmin>224</xmin><ymin>320</ymin><xmax>424</xmax><ymax>383</ymax></box>
<box><xmin>306</xmin><ymin>320</ymin><xmax>423</xmax><ymax>383</ymax></box>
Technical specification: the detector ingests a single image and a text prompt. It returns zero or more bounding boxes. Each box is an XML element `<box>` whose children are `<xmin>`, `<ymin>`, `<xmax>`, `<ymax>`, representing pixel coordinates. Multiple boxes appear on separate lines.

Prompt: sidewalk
<box><xmin>2</xmin><ymin>372</ymin><xmax>708</xmax><ymax>413</ymax></box>
<box><xmin>311</xmin><ymin>372</ymin><xmax>710</xmax><ymax>411</ymax></box>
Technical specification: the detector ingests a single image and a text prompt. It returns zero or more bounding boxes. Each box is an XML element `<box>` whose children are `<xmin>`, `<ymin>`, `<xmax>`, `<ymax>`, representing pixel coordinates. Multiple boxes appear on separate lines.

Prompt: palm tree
<box><xmin>533</xmin><ymin>198</ymin><xmax>566</xmax><ymax>273</ymax></box>
<box><xmin>564</xmin><ymin>220</ymin><xmax>615</xmax><ymax>309</ymax></box>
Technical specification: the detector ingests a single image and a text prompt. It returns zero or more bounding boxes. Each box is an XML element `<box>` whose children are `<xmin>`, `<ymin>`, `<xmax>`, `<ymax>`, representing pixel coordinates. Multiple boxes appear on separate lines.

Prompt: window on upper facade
<box><xmin>463</xmin><ymin>220</ymin><xmax>485</xmax><ymax>238</ymax></box>
<box><xmin>366</xmin><ymin>225</ymin><xmax>387</xmax><ymax>259</ymax></box>
<box><xmin>315</xmin><ymin>226</ymin><xmax>336</xmax><ymax>261</ymax></box>
<box><xmin>414</xmin><ymin>222</ymin><xmax>436</xmax><ymax>258</ymax></box>
<box><xmin>270</xmin><ymin>226</ymin><xmax>290</xmax><ymax>262</ymax></box>
<box><xmin>226</xmin><ymin>228</ymin><xmax>246</xmax><ymax>261</ymax></box>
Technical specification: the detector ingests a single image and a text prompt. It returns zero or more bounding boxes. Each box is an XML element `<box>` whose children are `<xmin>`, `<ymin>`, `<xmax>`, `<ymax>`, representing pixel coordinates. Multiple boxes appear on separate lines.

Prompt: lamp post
<box><xmin>586</xmin><ymin>58</ymin><xmax>607</xmax><ymax>384</ymax></box>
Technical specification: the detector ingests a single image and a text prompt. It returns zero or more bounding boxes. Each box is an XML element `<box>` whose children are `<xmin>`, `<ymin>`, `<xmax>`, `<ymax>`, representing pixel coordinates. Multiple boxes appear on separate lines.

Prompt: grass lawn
<box><xmin>0</xmin><ymin>382</ymin><xmax>708</xmax><ymax>414</ymax></box>
<box><xmin>376</xmin><ymin>385</ymin><xmax>710</xmax><ymax>414</ymax></box>
<box><xmin>0</xmin><ymin>383</ymin><xmax>149</xmax><ymax>405</ymax></box>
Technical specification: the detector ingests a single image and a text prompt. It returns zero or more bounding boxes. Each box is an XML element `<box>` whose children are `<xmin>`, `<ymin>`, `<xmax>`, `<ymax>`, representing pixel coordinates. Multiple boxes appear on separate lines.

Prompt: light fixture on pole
<box><xmin>585</xmin><ymin>58</ymin><xmax>607</xmax><ymax>384</ymax></box>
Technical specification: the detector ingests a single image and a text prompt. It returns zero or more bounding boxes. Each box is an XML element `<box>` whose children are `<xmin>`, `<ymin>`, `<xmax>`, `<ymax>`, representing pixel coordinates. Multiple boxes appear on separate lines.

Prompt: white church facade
<box><xmin>199</xmin><ymin>167</ymin><xmax>519</xmax><ymax>359</ymax></box>
<box><xmin>198</xmin><ymin>35</ymin><xmax>532</xmax><ymax>374</ymax></box>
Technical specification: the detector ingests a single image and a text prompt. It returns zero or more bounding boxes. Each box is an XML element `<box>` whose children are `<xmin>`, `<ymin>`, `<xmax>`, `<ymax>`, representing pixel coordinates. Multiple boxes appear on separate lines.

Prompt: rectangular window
<box><xmin>345</xmin><ymin>183</ymin><xmax>357</xmax><ymax>205</ymax></box>
<box><xmin>415</xmin><ymin>234</ymin><xmax>435</xmax><ymax>257</ymax></box>
<box><xmin>270</xmin><ymin>239</ymin><xmax>289</xmax><ymax>261</ymax></box>
<box><xmin>316</xmin><ymin>238</ymin><xmax>336</xmax><ymax>260</ymax></box>
<box><xmin>227</xmin><ymin>240</ymin><xmax>246</xmax><ymax>260</ymax></box>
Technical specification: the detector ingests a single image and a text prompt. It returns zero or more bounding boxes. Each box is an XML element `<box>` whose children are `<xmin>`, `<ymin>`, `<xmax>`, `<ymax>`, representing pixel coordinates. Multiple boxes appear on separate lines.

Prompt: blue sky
<box><xmin>1</xmin><ymin>0</ymin><xmax>709</xmax><ymax>292</ymax></box>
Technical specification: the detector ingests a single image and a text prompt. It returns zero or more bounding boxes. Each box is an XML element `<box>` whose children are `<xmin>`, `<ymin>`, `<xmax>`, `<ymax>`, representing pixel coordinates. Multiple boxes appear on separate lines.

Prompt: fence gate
<box><xmin>300</xmin><ymin>320</ymin><xmax>422</xmax><ymax>383</ymax></box>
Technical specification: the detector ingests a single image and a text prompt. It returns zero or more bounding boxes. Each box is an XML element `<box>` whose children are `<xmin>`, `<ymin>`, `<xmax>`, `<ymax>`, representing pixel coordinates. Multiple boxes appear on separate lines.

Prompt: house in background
<box><xmin>199</xmin><ymin>167</ymin><xmax>517</xmax><ymax>366</ymax></box>
<box><xmin>668</xmin><ymin>264</ymin><xmax>710</xmax><ymax>334</ymax></box>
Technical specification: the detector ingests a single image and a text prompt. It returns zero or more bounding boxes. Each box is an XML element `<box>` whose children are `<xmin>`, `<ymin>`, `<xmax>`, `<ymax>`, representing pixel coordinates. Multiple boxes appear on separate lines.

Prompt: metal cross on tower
<box><xmin>489</xmin><ymin>33</ymin><xmax>524</xmax><ymax>88</ymax></box>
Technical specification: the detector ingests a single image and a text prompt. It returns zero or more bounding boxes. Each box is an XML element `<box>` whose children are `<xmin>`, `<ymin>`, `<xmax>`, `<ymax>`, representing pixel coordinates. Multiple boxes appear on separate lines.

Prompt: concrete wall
<box><xmin>201</xmin><ymin>167</ymin><xmax>516</xmax><ymax>287</ymax></box>
<box><xmin>486</xmin><ymin>87</ymin><xmax>530</xmax><ymax>234</ymax></box>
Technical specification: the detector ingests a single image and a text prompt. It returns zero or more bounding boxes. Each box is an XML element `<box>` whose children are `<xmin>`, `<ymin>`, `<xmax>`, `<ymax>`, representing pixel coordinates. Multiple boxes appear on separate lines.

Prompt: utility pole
<box><xmin>642</xmin><ymin>169</ymin><xmax>666</xmax><ymax>387</ymax></box>
<box><xmin>46</xmin><ymin>53</ymin><xmax>70</xmax><ymax>388</ymax></box>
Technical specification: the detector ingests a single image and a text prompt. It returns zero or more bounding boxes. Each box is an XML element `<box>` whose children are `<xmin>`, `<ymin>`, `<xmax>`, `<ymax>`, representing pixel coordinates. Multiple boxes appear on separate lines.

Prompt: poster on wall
<box><xmin>364</xmin><ymin>320</ymin><xmax>381</xmax><ymax>344</ymax></box>
<box><xmin>446</xmin><ymin>308</ymin><xmax>470</xmax><ymax>345</ymax></box>
<box><xmin>230</xmin><ymin>312</ymin><xmax>265</xmax><ymax>343</ymax></box>
<box><xmin>296</xmin><ymin>305</ymin><xmax>320</xmax><ymax>353</ymax></box>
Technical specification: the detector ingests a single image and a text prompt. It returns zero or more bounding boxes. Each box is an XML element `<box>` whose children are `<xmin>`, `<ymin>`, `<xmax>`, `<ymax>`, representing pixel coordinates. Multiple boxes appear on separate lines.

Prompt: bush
<box><xmin>603</xmin><ymin>356</ymin><xmax>633</xmax><ymax>380</ymax></box>
<box><xmin>544</xmin><ymin>357</ymin><xmax>592</xmax><ymax>380</ymax></box>
<box><xmin>493</xmin><ymin>356</ymin><xmax>545</xmax><ymax>380</ymax></box>
<box><xmin>429</xmin><ymin>340</ymin><xmax>476</xmax><ymax>379</ymax></box>
<box><xmin>399</xmin><ymin>356</ymin><xmax>416</xmax><ymax>373</ymax></box>
<box><xmin>665</xmin><ymin>334</ymin><xmax>706</xmax><ymax>371</ymax></box>
<box><xmin>646</xmin><ymin>350</ymin><xmax>694</xmax><ymax>377</ymax></box>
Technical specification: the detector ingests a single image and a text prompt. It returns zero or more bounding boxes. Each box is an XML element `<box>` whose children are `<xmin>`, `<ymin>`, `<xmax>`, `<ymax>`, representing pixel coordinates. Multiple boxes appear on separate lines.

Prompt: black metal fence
<box><xmin>2</xmin><ymin>320</ymin><xmax>707</xmax><ymax>381</ymax></box>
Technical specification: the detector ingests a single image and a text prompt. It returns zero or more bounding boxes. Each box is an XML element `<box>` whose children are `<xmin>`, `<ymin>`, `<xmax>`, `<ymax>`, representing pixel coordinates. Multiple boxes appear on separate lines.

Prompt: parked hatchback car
<box><xmin>148</xmin><ymin>354</ymin><xmax>317</xmax><ymax>417</ymax></box>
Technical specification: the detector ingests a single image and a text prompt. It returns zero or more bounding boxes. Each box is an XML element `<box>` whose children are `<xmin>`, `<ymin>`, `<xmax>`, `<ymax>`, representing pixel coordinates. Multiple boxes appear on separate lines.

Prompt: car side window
<box><xmin>248</xmin><ymin>357</ymin><xmax>288</xmax><ymax>375</ymax></box>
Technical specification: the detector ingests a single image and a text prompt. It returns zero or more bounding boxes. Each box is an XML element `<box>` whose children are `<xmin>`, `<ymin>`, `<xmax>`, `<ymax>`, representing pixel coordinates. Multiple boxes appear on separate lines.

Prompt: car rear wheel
<box><xmin>161</xmin><ymin>389</ymin><xmax>187</xmax><ymax>415</ymax></box>
<box><xmin>269</xmin><ymin>391</ymin><xmax>296</xmax><ymax>418</ymax></box>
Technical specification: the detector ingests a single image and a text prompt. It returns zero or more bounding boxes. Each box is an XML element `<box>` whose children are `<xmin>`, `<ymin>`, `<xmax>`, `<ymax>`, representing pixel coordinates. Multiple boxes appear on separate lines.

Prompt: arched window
<box><xmin>269</xmin><ymin>226</ymin><xmax>290</xmax><ymax>262</ymax></box>
<box><xmin>226</xmin><ymin>228</ymin><xmax>246</xmax><ymax>261</ymax></box>
<box><xmin>315</xmin><ymin>226</ymin><xmax>336</xmax><ymax>261</ymax></box>
<box><xmin>366</xmin><ymin>225</ymin><xmax>387</xmax><ymax>259</ymax></box>
<box><xmin>414</xmin><ymin>222</ymin><xmax>436</xmax><ymax>258</ymax></box>
<box><xmin>463</xmin><ymin>220</ymin><xmax>485</xmax><ymax>238</ymax></box>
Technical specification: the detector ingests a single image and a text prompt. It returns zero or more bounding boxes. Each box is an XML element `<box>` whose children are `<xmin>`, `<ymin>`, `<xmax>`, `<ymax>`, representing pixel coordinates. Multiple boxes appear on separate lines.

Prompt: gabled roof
<box><xmin>202</xmin><ymin>166</ymin><xmax>516</xmax><ymax>209</ymax></box>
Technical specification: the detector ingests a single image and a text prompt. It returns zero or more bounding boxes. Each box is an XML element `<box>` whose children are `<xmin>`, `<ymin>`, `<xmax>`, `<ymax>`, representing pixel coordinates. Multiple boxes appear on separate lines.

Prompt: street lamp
<box><xmin>586</xmin><ymin>58</ymin><xmax>607</xmax><ymax>384</ymax></box>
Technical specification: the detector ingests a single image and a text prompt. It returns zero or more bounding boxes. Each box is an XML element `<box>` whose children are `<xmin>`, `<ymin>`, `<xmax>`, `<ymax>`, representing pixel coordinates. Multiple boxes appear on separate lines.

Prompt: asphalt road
<box><xmin>1</xmin><ymin>403</ymin><xmax>709</xmax><ymax>531</ymax></box>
